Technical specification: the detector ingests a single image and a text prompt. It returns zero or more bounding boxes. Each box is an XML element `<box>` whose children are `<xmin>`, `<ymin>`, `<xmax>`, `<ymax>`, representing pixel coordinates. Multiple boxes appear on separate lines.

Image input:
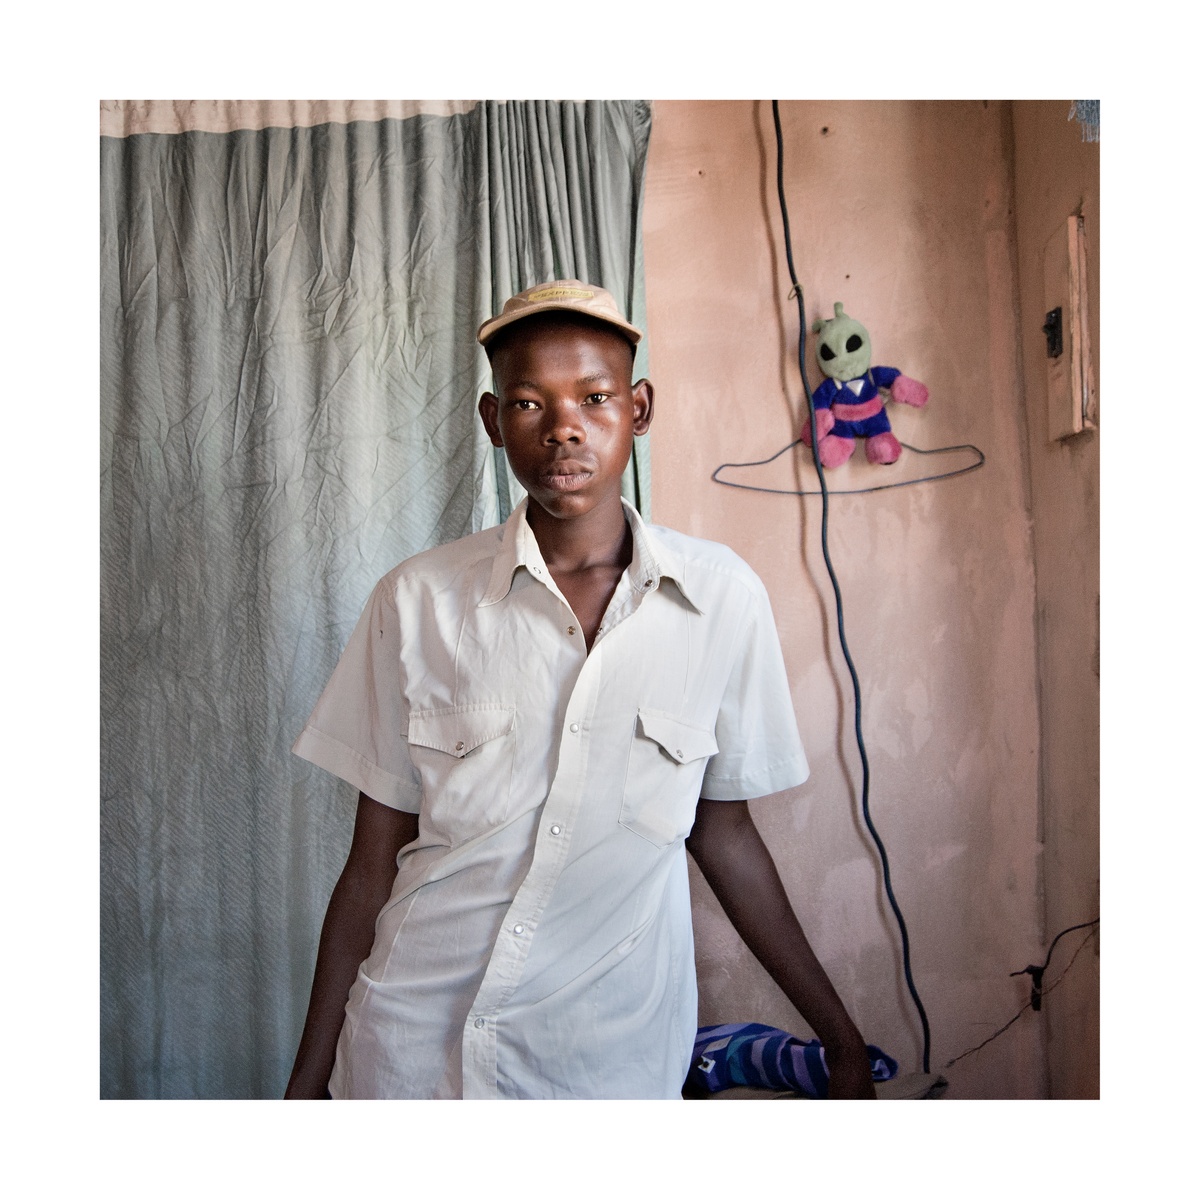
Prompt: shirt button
<box><xmin>567</xmin><ymin>625</ymin><xmax>576</xmax><ymax>636</ymax></box>
<box><xmin>455</xmin><ymin>741</ymin><xmax>465</xmax><ymax>752</ymax></box>
<box><xmin>474</xmin><ymin>1017</ymin><xmax>485</xmax><ymax>1028</ymax></box>
<box><xmin>513</xmin><ymin>923</ymin><xmax>525</xmax><ymax>935</ymax></box>
<box><xmin>569</xmin><ymin>722</ymin><xmax>580</xmax><ymax>733</ymax></box>
<box><xmin>676</xmin><ymin>749</ymin><xmax>684</xmax><ymax>759</ymax></box>
<box><xmin>641</xmin><ymin>579</ymin><xmax>652</xmax><ymax>590</ymax></box>
<box><xmin>549</xmin><ymin>824</ymin><xmax>562</xmax><ymax>835</ymax></box>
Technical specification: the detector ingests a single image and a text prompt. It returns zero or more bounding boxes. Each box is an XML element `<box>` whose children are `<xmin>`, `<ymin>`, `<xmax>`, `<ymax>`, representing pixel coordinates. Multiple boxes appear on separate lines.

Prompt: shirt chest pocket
<box><xmin>620</xmin><ymin>708</ymin><xmax>719</xmax><ymax>847</ymax></box>
<box><xmin>407</xmin><ymin>704</ymin><xmax>516</xmax><ymax>844</ymax></box>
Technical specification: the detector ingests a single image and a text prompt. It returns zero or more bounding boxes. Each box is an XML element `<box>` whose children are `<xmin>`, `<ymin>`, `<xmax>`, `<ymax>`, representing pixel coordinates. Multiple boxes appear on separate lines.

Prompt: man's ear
<box><xmin>478</xmin><ymin>392</ymin><xmax>504</xmax><ymax>448</ymax></box>
<box><xmin>631</xmin><ymin>379</ymin><xmax>654</xmax><ymax>436</ymax></box>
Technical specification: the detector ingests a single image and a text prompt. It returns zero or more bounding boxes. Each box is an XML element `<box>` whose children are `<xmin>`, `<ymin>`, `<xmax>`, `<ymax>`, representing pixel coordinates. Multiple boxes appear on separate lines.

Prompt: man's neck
<box><xmin>525</xmin><ymin>496</ymin><xmax>633</xmax><ymax>575</ymax></box>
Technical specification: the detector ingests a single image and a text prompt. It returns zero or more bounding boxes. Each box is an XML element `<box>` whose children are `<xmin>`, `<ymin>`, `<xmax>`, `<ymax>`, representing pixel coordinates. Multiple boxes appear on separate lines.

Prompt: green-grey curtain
<box><xmin>100</xmin><ymin>100</ymin><xmax>653</xmax><ymax>1099</ymax></box>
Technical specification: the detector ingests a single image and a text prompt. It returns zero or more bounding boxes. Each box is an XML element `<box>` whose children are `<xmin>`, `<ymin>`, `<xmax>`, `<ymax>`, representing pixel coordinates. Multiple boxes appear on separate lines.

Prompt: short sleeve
<box><xmin>700</xmin><ymin>577</ymin><xmax>809</xmax><ymax>801</ymax></box>
<box><xmin>291</xmin><ymin>575</ymin><xmax>422</xmax><ymax>812</ymax></box>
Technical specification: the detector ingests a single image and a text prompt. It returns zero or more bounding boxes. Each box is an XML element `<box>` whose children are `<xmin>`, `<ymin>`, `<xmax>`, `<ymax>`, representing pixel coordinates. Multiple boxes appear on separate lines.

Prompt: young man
<box><xmin>285</xmin><ymin>281</ymin><xmax>876</xmax><ymax>1099</ymax></box>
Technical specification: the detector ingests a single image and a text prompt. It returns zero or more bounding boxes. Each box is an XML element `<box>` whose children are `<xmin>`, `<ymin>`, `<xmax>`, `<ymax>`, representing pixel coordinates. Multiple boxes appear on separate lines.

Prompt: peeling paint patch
<box><xmin>903</xmin><ymin>678</ymin><xmax>934</xmax><ymax>750</ymax></box>
<box><xmin>924</xmin><ymin>842</ymin><xmax>967</xmax><ymax>870</ymax></box>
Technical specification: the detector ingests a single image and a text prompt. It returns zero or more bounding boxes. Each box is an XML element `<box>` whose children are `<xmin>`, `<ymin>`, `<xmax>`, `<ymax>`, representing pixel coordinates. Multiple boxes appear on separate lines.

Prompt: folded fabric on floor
<box><xmin>687</xmin><ymin>1022</ymin><xmax>899</xmax><ymax>1098</ymax></box>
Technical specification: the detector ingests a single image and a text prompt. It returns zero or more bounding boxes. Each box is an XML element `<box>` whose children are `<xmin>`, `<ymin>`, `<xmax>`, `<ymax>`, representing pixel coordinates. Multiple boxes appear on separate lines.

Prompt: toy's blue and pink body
<box><xmin>800</xmin><ymin>303</ymin><xmax>928</xmax><ymax>467</ymax></box>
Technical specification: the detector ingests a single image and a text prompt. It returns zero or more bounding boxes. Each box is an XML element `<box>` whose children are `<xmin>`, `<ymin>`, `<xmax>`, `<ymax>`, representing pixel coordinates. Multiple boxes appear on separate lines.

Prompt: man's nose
<box><xmin>544</xmin><ymin>400</ymin><xmax>584</xmax><ymax>444</ymax></box>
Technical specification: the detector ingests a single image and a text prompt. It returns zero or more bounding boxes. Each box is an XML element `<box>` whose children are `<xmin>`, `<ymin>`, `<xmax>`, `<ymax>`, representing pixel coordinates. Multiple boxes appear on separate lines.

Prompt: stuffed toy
<box><xmin>799</xmin><ymin>302</ymin><xmax>929</xmax><ymax>467</ymax></box>
<box><xmin>685</xmin><ymin>1022</ymin><xmax>898</xmax><ymax>1099</ymax></box>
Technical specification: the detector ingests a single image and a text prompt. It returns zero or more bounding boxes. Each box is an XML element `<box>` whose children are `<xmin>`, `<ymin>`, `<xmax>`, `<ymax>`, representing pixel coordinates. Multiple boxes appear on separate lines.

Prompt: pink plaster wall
<box><xmin>1011</xmin><ymin>101</ymin><xmax>1100</xmax><ymax>1099</ymax></box>
<box><xmin>643</xmin><ymin>100</ymin><xmax>1048</xmax><ymax>1098</ymax></box>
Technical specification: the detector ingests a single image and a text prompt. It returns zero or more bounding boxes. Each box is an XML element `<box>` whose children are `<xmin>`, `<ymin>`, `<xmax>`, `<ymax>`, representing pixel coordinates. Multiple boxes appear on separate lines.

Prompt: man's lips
<box><xmin>539</xmin><ymin>462</ymin><xmax>593</xmax><ymax>491</ymax></box>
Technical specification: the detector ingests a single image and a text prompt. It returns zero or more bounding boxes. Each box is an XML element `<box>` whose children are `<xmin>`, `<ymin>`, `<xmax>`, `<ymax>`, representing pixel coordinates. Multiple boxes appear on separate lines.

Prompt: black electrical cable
<box><xmin>1008</xmin><ymin>917</ymin><xmax>1100</xmax><ymax>1012</ymax></box>
<box><xmin>771</xmin><ymin>99</ymin><xmax>932</xmax><ymax>1074</ymax></box>
<box><xmin>943</xmin><ymin>918</ymin><xmax>1099</xmax><ymax>1069</ymax></box>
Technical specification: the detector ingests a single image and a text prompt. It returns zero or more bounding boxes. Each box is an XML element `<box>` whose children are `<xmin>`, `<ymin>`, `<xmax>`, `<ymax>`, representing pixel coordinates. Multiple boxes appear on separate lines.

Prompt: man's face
<box><xmin>479</xmin><ymin>319</ymin><xmax>653</xmax><ymax>523</ymax></box>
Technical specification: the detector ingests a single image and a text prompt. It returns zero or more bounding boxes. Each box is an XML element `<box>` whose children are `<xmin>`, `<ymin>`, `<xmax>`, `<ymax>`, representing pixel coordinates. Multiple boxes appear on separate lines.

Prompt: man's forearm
<box><xmin>284</xmin><ymin>867</ymin><xmax>393</xmax><ymax>1098</ymax></box>
<box><xmin>686</xmin><ymin>799</ymin><xmax>875</xmax><ymax>1096</ymax></box>
<box><xmin>286</xmin><ymin>795</ymin><xmax>416</xmax><ymax>1099</ymax></box>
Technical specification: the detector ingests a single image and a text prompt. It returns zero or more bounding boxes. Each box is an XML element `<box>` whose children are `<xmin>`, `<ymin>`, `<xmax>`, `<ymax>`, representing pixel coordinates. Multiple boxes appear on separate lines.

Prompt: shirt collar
<box><xmin>624</xmin><ymin>500</ymin><xmax>702</xmax><ymax>612</ymax></box>
<box><xmin>478</xmin><ymin>497</ymin><xmax>702</xmax><ymax>612</ymax></box>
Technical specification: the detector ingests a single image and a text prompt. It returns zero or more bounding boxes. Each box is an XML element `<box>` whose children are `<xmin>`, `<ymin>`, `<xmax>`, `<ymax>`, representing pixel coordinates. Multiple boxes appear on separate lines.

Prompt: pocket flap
<box><xmin>408</xmin><ymin>704</ymin><xmax>515</xmax><ymax>757</ymax></box>
<box><xmin>637</xmin><ymin>708</ymin><xmax>718</xmax><ymax>765</ymax></box>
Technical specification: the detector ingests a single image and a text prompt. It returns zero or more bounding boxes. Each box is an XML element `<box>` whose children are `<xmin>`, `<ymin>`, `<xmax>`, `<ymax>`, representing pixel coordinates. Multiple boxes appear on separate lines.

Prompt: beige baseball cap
<box><xmin>477</xmin><ymin>279</ymin><xmax>643</xmax><ymax>348</ymax></box>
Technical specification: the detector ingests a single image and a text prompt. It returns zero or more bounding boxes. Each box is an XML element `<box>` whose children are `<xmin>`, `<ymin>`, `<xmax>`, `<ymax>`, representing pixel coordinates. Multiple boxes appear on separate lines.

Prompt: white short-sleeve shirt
<box><xmin>292</xmin><ymin>498</ymin><xmax>808</xmax><ymax>1098</ymax></box>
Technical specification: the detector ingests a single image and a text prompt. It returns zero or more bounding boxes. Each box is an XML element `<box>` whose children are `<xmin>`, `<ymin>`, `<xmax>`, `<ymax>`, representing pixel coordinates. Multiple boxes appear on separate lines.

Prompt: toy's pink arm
<box><xmin>888</xmin><ymin>375</ymin><xmax>928</xmax><ymax>408</ymax></box>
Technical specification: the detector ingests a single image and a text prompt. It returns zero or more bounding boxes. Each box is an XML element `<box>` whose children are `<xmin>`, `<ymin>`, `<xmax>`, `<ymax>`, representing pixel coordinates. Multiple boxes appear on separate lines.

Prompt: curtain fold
<box><xmin>100</xmin><ymin>100</ymin><xmax>652</xmax><ymax>1098</ymax></box>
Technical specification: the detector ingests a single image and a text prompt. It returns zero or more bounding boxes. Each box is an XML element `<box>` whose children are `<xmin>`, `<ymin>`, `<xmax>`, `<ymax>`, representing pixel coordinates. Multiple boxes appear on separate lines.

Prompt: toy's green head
<box><xmin>812</xmin><ymin>302</ymin><xmax>871</xmax><ymax>381</ymax></box>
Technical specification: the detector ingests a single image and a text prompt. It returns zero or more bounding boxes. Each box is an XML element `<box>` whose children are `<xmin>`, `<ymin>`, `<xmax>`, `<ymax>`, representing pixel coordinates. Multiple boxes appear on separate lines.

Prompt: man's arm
<box><xmin>686</xmin><ymin>798</ymin><xmax>876</xmax><ymax>1099</ymax></box>
<box><xmin>284</xmin><ymin>792</ymin><xmax>419</xmax><ymax>1099</ymax></box>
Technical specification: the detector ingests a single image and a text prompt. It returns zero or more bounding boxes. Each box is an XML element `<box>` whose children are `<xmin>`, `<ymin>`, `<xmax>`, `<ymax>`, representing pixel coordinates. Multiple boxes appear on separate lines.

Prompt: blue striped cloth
<box><xmin>687</xmin><ymin>1022</ymin><xmax>899</xmax><ymax>1098</ymax></box>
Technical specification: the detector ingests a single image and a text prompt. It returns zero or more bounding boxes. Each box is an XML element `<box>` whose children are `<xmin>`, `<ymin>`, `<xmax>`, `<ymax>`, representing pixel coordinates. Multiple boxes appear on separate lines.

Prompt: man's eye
<box><xmin>584</xmin><ymin>393</ymin><xmax>609</xmax><ymax>404</ymax></box>
<box><xmin>513</xmin><ymin>399</ymin><xmax>538</xmax><ymax>410</ymax></box>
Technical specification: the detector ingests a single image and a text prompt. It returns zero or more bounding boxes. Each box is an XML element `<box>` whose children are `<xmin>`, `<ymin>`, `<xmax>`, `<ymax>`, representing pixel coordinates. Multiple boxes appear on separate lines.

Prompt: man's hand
<box><xmin>825</xmin><ymin>1041</ymin><xmax>877</xmax><ymax>1099</ymax></box>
